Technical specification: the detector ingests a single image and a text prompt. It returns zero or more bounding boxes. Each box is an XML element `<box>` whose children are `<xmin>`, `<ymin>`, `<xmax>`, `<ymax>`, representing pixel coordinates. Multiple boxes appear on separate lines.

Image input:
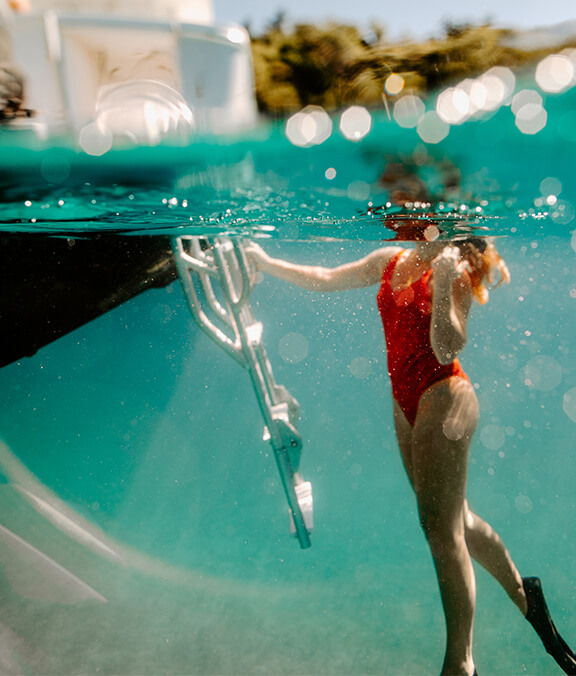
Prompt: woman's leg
<box><xmin>394</xmin><ymin>379</ymin><xmax>575</xmax><ymax>675</ymax></box>
<box><xmin>395</xmin><ymin>381</ymin><xmax>526</xmax><ymax>615</ymax></box>
<box><xmin>394</xmin><ymin>378</ymin><xmax>479</xmax><ymax>675</ymax></box>
<box><xmin>414</xmin><ymin>378</ymin><xmax>479</xmax><ymax>676</ymax></box>
<box><xmin>394</xmin><ymin>379</ymin><xmax>527</xmax><ymax>613</ymax></box>
<box><xmin>464</xmin><ymin>508</ymin><xmax>527</xmax><ymax>614</ymax></box>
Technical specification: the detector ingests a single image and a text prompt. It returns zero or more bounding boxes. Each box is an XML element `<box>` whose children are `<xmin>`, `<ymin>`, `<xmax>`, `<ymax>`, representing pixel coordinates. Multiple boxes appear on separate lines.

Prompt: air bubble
<box><xmin>563</xmin><ymin>387</ymin><xmax>576</xmax><ymax>423</ymax></box>
<box><xmin>480</xmin><ymin>424</ymin><xmax>505</xmax><ymax>450</ymax></box>
<box><xmin>540</xmin><ymin>176</ymin><xmax>562</xmax><ymax>196</ymax></box>
<box><xmin>522</xmin><ymin>356</ymin><xmax>562</xmax><ymax>391</ymax></box>
<box><xmin>515</xmin><ymin>494</ymin><xmax>533</xmax><ymax>514</ymax></box>
<box><xmin>348</xmin><ymin>357</ymin><xmax>372</xmax><ymax>379</ymax></box>
<box><xmin>443</xmin><ymin>417</ymin><xmax>465</xmax><ymax>441</ymax></box>
<box><xmin>278</xmin><ymin>332</ymin><xmax>309</xmax><ymax>363</ymax></box>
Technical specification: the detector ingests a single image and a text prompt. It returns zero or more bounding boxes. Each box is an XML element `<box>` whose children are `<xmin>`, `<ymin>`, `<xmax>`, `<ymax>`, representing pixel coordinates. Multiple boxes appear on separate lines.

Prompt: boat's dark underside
<box><xmin>0</xmin><ymin>234</ymin><xmax>177</xmax><ymax>368</ymax></box>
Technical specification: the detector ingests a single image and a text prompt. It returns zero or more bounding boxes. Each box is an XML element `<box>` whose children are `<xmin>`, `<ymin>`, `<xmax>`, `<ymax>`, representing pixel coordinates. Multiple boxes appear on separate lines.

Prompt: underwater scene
<box><xmin>1</xmin><ymin>60</ymin><xmax>576</xmax><ymax>675</ymax></box>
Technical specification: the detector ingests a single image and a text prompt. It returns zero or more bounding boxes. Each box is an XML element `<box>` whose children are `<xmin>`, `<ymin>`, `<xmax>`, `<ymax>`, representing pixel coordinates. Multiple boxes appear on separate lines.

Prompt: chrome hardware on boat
<box><xmin>172</xmin><ymin>236</ymin><xmax>313</xmax><ymax>549</ymax></box>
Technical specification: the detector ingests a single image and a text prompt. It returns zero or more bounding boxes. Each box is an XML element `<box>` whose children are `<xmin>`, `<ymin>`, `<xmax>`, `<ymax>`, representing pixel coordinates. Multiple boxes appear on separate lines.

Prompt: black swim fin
<box><xmin>523</xmin><ymin>577</ymin><xmax>576</xmax><ymax>675</ymax></box>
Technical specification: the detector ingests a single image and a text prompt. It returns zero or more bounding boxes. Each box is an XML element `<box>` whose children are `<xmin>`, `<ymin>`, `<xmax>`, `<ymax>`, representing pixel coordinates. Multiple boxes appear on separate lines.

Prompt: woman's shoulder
<box><xmin>366</xmin><ymin>246</ymin><xmax>404</xmax><ymax>269</ymax></box>
<box><xmin>356</xmin><ymin>246</ymin><xmax>404</xmax><ymax>285</ymax></box>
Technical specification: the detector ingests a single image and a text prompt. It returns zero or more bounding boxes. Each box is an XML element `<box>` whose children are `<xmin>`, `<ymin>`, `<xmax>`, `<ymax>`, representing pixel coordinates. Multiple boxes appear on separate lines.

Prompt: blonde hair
<box><xmin>458</xmin><ymin>238</ymin><xmax>510</xmax><ymax>305</ymax></box>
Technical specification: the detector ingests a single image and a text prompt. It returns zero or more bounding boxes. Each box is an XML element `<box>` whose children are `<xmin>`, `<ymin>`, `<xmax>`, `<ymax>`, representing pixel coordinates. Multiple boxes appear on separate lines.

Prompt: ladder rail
<box><xmin>208</xmin><ymin>240</ymin><xmax>311</xmax><ymax>547</ymax></box>
<box><xmin>172</xmin><ymin>235</ymin><xmax>313</xmax><ymax>549</ymax></box>
<box><xmin>184</xmin><ymin>238</ymin><xmax>236</xmax><ymax>330</ymax></box>
<box><xmin>172</xmin><ymin>241</ymin><xmax>246</xmax><ymax>366</ymax></box>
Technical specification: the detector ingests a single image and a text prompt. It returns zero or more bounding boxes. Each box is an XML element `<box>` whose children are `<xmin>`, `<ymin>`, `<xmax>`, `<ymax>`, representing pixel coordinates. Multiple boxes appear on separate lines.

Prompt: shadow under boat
<box><xmin>0</xmin><ymin>233</ymin><xmax>177</xmax><ymax>368</ymax></box>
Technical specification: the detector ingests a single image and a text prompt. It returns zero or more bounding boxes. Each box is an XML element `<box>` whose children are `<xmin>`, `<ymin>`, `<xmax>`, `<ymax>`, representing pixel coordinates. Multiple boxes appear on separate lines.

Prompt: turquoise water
<box><xmin>1</xmin><ymin>76</ymin><xmax>576</xmax><ymax>675</ymax></box>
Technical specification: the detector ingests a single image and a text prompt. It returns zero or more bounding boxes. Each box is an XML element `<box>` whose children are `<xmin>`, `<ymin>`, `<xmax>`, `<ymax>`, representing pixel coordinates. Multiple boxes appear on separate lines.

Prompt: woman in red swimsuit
<box><xmin>247</xmin><ymin>235</ymin><xmax>576</xmax><ymax>676</ymax></box>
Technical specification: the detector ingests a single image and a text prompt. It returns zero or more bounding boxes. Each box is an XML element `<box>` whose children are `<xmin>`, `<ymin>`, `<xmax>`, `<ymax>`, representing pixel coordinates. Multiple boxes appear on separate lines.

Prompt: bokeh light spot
<box><xmin>286</xmin><ymin>106</ymin><xmax>332</xmax><ymax>147</ymax></box>
<box><xmin>536</xmin><ymin>54</ymin><xmax>575</xmax><ymax>93</ymax></box>
<box><xmin>436</xmin><ymin>87</ymin><xmax>470</xmax><ymax>124</ymax></box>
<box><xmin>347</xmin><ymin>180</ymin><xmax>371</xmax><ymax>201</ymax></box>
<box><xmin>549</xmin><ymin>199</ymin><xmax>575</xmax><ymax>225</ymax></box>
<box><xmin>486</xmin><ymin>66</ymin><xmax>516</xmax><ymax>96</ymax></box>
<box><xmin>564</xmin><ymin>387</ymin><xmax>576</xmax><ymax>423</ymax></box>
<box><xmin>458</xmin><ymin>78</ymin><xmax>488</xmax><ymax>116</ymax></box>
<box><xmin>385</xmin><ymin>73</ymin><xmax>405</xmax><ymax>95</ymax></box>
<box><xmin>340</xmin><ymin>106</ymin><xmax>372</xmax><ymax>141</ymax></box>
<box><xmin>477</xmin><ymin>71</ymin><xmax>508</xmax><ymax>111</ymax></box>
<box><xmin>416</xmin><ymin>111</ymin><xmax>449</xmax><ymax>144</ymax></box>
<box><xmin>424</xmin><ymin>225</ymin><xmax>440</xmax><ymax>241</ymax></box>
<box><xmin>540</xmin><ymin>176</ymin><xmax>562</xmax><ymax>196</ymax></box>
<box><xmin>79</xmin><ymin>122</ymin><xmax>113</xmax><ymax>156</ymax></box>
<box><xmin>325</xmin><ymin>167</ymin><xmax>337</xmax><ymax>180</ymax></box>
<box><xmin>393</xmin><ymin>94</ymin><xmax>425</xmax><ymax>128</ymax></box>
<box><xmin>511</xmin><ymin>89</ymin><xmax>543</xmax><ymax>115</ymax></box>
<box><xmin>515</xmin><ymin>103</ymin><xmax>547</xmax><ymax>135</ymax></box>
<box><xmin>225</xmin><ymin>27</ymin><xmax>246</xmax><ymax>44</ymax></box>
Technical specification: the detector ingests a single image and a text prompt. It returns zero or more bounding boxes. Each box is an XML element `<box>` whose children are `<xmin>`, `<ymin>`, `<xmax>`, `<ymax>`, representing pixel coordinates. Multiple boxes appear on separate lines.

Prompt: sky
<box><xmin>213</xmin><ymin>0</ymin><xmax>575</xmax><ymax>41</ymax></box>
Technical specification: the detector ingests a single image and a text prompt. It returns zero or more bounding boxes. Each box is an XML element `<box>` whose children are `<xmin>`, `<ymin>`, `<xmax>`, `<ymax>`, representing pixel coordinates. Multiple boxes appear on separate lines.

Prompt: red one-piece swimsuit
<box><xmin>377</xmin><ymin>251</ymin><xmax>469</xmax><ymax>426</ymax></box>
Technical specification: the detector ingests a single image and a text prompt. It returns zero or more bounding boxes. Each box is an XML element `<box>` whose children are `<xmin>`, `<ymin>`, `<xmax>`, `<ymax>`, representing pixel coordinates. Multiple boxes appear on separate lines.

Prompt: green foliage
<box><xmin>250</xmin><ymin>20</ymin><xmax>576</xmax><ymax>115</ymax></box>
<box><xmin>251</xmin><ymin>21</ymin><xmax>384</xmax><ymax>114</ymax></box>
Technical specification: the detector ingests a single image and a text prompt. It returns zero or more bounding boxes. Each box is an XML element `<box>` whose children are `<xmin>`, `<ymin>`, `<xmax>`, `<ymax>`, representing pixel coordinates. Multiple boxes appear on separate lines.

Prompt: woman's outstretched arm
<box><xmin>247</xmin><ymin>243</ymin><xmax>400</xmax><ymax>292</ymax></box>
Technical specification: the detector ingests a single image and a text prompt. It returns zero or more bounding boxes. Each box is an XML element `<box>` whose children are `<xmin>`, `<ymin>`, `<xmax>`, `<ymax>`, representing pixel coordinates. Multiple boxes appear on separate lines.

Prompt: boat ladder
<box><xmin>171</xmin><ymin>236</ymin><xmax>313</xmax><ymax>549</ymax></box>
